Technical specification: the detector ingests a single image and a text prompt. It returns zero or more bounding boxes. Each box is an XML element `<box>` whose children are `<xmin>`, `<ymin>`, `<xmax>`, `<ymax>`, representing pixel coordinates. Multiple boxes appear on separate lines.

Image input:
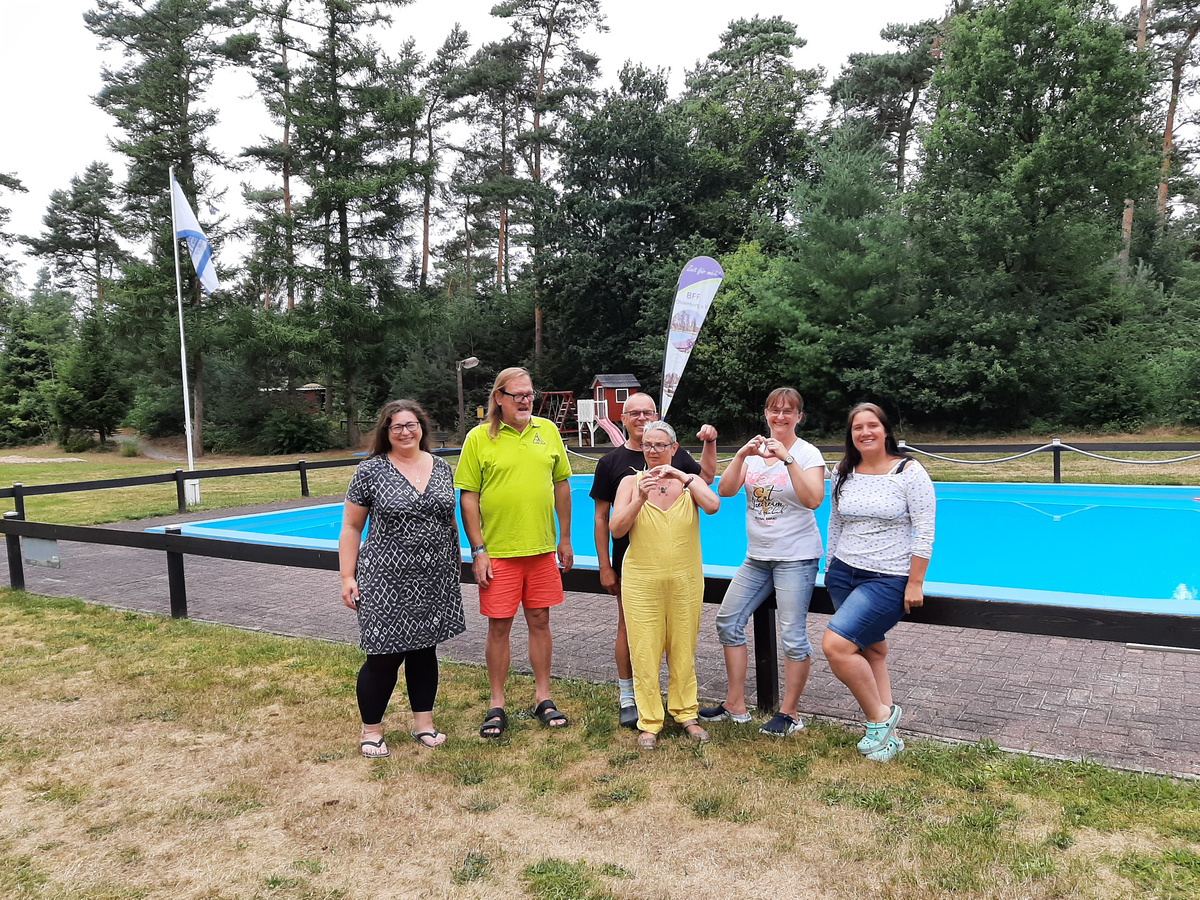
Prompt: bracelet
<box><xmin>702</xmin><ymin>438</ymin><xmax>716</xmax><ymax>443</ymax></box>
<box><xmin>683</xmin><ymin>475</ymin><xmax>695</xmax><ymax>488</ymax></box>
<box><xmin>471</xmin><ymin>544</ymin><xmax>487</xmax><ymax>558</ymax></box>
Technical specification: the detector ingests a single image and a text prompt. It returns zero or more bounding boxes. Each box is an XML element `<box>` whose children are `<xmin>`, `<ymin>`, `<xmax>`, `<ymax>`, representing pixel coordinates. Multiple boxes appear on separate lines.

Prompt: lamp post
<box><xmin>456</xmin><ymin>356</ymin><xmax>479</xmax><ymax>444</ymax></box>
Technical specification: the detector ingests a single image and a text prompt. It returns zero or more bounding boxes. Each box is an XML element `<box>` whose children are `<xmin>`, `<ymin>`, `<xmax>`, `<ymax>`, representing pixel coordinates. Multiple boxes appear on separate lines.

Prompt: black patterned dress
<box><xmin>344</xmin><ymin>455</ymin><xmax>466</xmax><ymax>654</ymax></box>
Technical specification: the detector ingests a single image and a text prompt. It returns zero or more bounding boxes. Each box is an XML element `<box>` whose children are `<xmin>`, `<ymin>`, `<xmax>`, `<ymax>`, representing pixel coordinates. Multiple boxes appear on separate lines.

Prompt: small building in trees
<box><xmin>589</xmin><ymin>374</ymin><xmax>641</xmax><ymax>419</ymax></box>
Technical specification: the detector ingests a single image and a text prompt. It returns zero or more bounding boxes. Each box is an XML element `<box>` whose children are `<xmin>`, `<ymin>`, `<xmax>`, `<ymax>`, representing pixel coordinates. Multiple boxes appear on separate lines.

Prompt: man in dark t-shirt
<box><xmin>590</xmin><ymin>391</ymin><xmax>718</xmax><ymax>727</ymax></box>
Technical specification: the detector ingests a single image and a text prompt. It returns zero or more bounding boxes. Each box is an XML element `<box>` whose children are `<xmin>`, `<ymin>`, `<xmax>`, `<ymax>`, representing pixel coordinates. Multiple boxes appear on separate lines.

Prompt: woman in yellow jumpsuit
<box><xmin>610</xmin><ymin>421</ymin><xmax>721</xmax><ymax>749</ymax></box>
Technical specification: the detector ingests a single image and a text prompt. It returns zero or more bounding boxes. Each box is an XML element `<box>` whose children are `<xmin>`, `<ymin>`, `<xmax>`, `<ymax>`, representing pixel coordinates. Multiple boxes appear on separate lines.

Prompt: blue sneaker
<box><xmin>866</xmin><ymin>735</ymin><xmax>905</xmax><ymax>763</ymax></box>
<box><xmin>759</xmin><ymin>712</ymin><xmax>803</xmax><ymax>736</ymax></box>
<box><xmin>858</xmin><ymin>704</ymin><xmax>902</xmax><ymax>755</ymax></box>
<box><xmin>698</xmin><ymin>703</ymin><xmax>752</xmax><ymax>725</ymax></box>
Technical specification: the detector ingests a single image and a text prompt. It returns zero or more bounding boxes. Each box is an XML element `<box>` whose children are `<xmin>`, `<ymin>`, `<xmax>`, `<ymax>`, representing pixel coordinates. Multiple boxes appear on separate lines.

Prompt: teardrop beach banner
<box><xmin>660</xmin><ymin>256</ymin><xmax>724</xmax><ymax>420</ymax></box>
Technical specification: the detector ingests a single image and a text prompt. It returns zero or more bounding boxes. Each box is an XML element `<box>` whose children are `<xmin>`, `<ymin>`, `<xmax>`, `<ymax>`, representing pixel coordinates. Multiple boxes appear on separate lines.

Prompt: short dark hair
<box><xmin>369</xmin><ymin>399</ymin><xmax>433</xmax><ymax>456</ymax></box>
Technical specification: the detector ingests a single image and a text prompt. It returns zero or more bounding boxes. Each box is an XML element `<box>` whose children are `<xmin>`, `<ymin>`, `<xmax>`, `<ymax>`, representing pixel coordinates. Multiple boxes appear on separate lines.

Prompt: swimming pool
<box><xmin>150</xmin><ymin>474</ymin><xmax>1200</xmax><ymax>617</ymax></box>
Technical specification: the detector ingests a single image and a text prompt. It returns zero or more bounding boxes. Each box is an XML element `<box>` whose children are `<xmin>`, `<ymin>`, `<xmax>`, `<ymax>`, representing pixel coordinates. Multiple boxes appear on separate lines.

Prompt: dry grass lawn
<box><xmin>2</xmin><ymin>591</ymin><xmax>1199</xmax><ymax>900</ymax></box>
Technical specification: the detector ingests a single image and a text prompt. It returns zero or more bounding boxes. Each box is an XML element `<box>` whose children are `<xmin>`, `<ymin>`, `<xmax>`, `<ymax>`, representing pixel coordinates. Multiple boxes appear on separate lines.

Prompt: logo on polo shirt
<box><xmin>533</xmin><ymin>433</ymin><xmax>546</xmax><ymax>445</ymax></box>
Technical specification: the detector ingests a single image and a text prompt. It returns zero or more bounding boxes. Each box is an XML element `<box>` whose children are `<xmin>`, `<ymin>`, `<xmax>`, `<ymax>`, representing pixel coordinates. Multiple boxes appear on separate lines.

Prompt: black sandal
<box><xmin>479</xmin><ymin>707</ymin><xmax>507</xmax><ymax>739</ymax></box>
<box><xmin>532</xmin><ymin>699</ymin><xmax>569</xmax><ymax>728</ymax></box>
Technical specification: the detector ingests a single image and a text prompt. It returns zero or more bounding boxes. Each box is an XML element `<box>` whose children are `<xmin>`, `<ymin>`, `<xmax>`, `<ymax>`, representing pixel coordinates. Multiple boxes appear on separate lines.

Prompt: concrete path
<box><xmin>14</xmin><ymin>498</ymin><xmax>1199</xmax><ymax>778</ymax></box>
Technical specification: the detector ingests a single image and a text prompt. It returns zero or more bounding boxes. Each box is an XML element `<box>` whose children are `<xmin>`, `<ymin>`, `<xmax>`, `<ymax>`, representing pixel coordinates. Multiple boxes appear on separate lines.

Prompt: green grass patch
<box><xmin>522</xmin><ymin>858</ymin><xmax>614</xmax><ymax>900</ymax></box>
<box><xmin>452</xmin><ymin>850</ymin><xmax>490</xmax><ymax>884</ymax></box>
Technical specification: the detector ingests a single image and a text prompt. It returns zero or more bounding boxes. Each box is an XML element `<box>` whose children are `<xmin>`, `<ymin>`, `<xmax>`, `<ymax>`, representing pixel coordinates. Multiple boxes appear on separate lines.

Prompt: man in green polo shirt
<box><xmin>456</xmin><ymin>366</ymin><xmax>573</xmax><ymax>738</ymax></box>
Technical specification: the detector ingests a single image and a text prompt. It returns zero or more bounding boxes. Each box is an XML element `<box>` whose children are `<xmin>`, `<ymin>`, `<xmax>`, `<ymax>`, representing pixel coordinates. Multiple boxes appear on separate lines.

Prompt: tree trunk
<box><xmin>192</xmin><ymin>347</ymin><xmax>204</xmax><ymax>459</ymax></box>
<box><xmin>346</xmin><ymin>369</ymin><xmax>360</xmax><ymax>448</ymax></box>
<box><xmin>421</xmin><ymin>120</ymin><xmax>433</xmax><ymax>290</ymax></box>
<box><xmin>897</xmin><ymin>88</ymin><xmax>920</xmax><ymax>192</ymax></box>
<box><xmin>1120</xmin><ymin>0</ymin><xmax>1149</xmax><ymax>273</ymax></box>
<box><xmin>282</xmin><ymin>13</ymin><xmax>295</xmax><ymax>312</ymax></box>
<box><xmin>464</xmin><ymin>200</ymin><xmax>473</xmax><ymax>287</ymax></box>
<box><xmin>1158</xmin><ymin>28</ymin><xmax>1198</xmax><ymax>221</ymax></box>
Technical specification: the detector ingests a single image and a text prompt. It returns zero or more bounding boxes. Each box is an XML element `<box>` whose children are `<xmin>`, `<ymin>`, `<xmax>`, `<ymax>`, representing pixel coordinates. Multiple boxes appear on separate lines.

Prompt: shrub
<box><xmin>259</xmin><ymin>406</ymin><xmax>333</xmax><ymax>455</ymax></box>
<box><xmin>58</xmin><ymin>430</ymin><xmax>98</xmax><ymax>453</ymax></box>
<box><xmin>126</xmin><ymin>383</ymin><xmax>185</xmax><ymax>439</ymax></box>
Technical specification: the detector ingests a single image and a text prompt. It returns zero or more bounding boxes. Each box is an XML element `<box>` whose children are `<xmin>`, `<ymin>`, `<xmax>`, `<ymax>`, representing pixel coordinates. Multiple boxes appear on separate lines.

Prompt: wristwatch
<box><xmin>783</xmin><ymin>455</ymin><xmax>795</xmax><ymax>466</ymax></box>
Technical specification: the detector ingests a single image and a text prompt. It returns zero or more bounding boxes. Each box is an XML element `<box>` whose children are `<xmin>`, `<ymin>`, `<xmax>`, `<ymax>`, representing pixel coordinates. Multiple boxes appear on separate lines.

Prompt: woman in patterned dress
<box><xmin>823</xmin><ymin>403</ymin><xmax>935</xmax><ymax>763</ymax></box>
<box><xmin>339</xmin><ymin>399</ymin><xmax>465</xmax><ymax>756</ymax></box>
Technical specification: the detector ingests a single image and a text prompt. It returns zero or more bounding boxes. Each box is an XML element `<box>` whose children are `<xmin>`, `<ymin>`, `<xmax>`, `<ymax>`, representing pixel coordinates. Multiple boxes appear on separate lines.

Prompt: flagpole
<box><xmin>168</xmin><ymin>166</ymin><xmax>197</xmax><ymax>476</ymax></box>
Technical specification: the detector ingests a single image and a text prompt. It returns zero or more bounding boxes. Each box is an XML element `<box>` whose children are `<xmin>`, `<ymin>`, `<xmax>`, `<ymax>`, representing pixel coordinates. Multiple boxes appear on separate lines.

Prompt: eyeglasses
<box><xmin>499</xmin><ymin>389</ymin><xmax>539</xmax><ymax>403</ymax></box>
<box><xmin>623</xmin><ymin>409</ymin><xmax>656</xmax><ymax>420</ymax></box>
<box><xmin>644</xmin><ymin>442</ymin><xmax>673</xmax><ymax>453</ymax></box>
<box><xmin>388</xmin><ymin>422</ymin><xmax>421</xmax><ymax>434</ymax></box>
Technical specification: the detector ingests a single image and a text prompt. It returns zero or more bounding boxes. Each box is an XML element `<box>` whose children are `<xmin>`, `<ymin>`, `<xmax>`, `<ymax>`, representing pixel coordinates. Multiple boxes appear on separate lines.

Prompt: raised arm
<box><xmin>609</xmin><ymin>475</ymin><xmax>642</xmax><ymax>539</ymax></box>
<box><xmin>659</xmin><ymin>465</ymin><xmax>720</xmax><ymax>515</ymax></box>
<box><xmin>787</xmin><ymin>460</ymin><xmax>826</xmax><ymax>510</ymax></box>
<box><xmin>696</xmin><ymin>423</ymin><xmax>718</xmax><ymax>484</ymax></box>
<box><xmin>718</xmin><ymin>436</ymin><xmax>763</xmax><ymax>497</ymax></box>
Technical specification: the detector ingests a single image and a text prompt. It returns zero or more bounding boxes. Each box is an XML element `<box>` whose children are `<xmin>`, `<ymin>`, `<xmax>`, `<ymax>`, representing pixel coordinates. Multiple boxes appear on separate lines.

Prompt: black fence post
<box><xmin>1052</xmin><ymin>439</ymin><xmax>1062</xmax><ymax>484</ymax></box>
<box><xmin>4</xmin><ymin>511</ymin><xmax>25</xmax><ymax>592</ymax></box>
<box><xmin>174</xmin><ymin>469</ymin><xmax>187</xmax><ymax>514</ymax></box>
<box><xmin>751</xmin><ymin>601</ymin><xmax>779</xmax><ymax>713</ymax></box>
<box><xmin>13</xmin><ymin>483</ymin><xmax>25</xmax><ymax>520</ymax></box>
<box><xmin>165</xmin><ymin>525</ymin><xmax>188</xmax><ymax>618</ymax></box>
<box><xmin>299</xmin><ymin>459</ymin><xmax>310</xmax><ymax>498</ymax></box>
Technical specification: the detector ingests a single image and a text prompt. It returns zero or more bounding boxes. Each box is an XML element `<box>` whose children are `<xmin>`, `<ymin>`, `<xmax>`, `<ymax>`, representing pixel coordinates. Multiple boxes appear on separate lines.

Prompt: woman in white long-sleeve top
<box><xmin>823</xmin><ymin>402</ymin><xmax>935</xmax><ymax>763</ymax></box>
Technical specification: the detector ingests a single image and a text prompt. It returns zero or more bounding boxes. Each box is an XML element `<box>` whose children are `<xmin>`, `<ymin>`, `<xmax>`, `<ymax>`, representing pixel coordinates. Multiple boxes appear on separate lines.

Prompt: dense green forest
<box><xmin>2</xmin><ymin>0</ymin><xmax>1200</xmax><ymax>454</ymax></box>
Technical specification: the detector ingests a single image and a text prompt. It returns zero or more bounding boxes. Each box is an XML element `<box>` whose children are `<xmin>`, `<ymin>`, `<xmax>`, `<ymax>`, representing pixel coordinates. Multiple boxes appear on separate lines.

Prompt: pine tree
<box><xmin>24</xmin><ymin>162</ymin><xmax>128</xmax><ymax>308</ymax></box>
<box><xmin>282</xmin><ymin>0</ymin><xmax>424</xmax><ymax>445</ymax></box>
<box><xmin>86</xmin><ymin>0</ymin><xmax>254</xmax><ymax>456</ymax></box>
<box><xmin>55</xmin><ymin>310</ymin><xmax>131</xmax><ymax>447</ymax></box>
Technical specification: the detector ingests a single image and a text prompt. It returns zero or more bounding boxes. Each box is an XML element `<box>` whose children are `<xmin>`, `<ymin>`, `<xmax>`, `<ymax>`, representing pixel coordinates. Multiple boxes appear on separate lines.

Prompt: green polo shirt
<box><xmin>454</xmin><ymin>416</ymin><xmax>573</xmax><ymax>558</ymax></box>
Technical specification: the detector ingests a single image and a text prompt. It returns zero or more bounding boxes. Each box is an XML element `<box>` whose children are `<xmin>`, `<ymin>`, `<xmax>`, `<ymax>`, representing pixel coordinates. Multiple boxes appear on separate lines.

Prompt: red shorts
<box><xmin>479</xmin><ymin>552</ymin><xmax>564</xmax><ymax>619</ymax></box>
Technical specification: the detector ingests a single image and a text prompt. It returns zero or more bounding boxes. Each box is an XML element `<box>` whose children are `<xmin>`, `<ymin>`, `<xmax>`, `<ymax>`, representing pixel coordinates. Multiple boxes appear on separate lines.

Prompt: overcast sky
<box><xmin>0</xmin><ymin>0</ymin><xmax>1034</xmax><ymax>286</ymax></box>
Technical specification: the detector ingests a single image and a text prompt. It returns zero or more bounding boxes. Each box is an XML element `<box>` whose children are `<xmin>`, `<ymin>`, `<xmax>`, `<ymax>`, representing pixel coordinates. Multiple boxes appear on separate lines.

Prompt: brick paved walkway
<box><xmin>14</xmin><ymin>498</ymin><xmax>1200</xmax><ymax>777</ymax></box>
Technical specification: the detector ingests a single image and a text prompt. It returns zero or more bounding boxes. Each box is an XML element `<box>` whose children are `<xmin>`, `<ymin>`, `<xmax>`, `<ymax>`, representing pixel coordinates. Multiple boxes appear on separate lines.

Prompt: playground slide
<box><xmin>597</xmin><ymin>417</ymin><xmax>625</xmax><ymax>446</ymax></box>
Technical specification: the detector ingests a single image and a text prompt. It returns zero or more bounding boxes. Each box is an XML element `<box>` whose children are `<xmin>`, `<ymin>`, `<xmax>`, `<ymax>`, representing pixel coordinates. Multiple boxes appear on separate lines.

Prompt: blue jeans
<box><xmin>714</xmin><ymin>557</ymin><xmax>819</xmax><ymax>661</ymax></box>
<box><xmin>824</xmin><ymin>557</ymin><xmax>908</xmax><ymax>649</ymax></box>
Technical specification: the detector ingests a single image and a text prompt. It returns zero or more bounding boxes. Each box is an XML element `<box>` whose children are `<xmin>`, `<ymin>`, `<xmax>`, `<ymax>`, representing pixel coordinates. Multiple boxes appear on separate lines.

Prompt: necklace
<box><xmin>389</xmin><ymin>453</ymin><xmax>425</xmax><ymax>484</ymax></box>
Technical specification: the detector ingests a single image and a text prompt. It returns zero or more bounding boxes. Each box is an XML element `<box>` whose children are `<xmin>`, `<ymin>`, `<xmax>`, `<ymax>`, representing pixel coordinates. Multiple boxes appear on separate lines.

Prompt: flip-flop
<box><xmin>411</xmin><ymin>730</ymin><xmax>445</xmax><ymax>749</ymax></box>
<box><xmin>360</xmin><ymin>737</ymin><xmax>389</xmax><ymax>758</ymax></box>
<box><xmin>532</xmin><ymin>699</ymin><xmax>569</xmax><ymax>728</ymax></box>
<box><xmin>479</xmin><ymin>707</ymin><xmax>507</xmax><ymax>739</ymax></box>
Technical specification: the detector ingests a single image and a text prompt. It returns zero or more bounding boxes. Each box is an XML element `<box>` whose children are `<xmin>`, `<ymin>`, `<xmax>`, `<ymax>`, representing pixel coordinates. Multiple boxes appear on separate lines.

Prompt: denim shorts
<box><xmin>714</xmin><ymin>557</ymin><xmax>819</xmax><ymax>661</ymax></box>
<box><xmin>824</xmin><ymin>557</ymin><xmax>908</xmax><ymax>649</ymax></box>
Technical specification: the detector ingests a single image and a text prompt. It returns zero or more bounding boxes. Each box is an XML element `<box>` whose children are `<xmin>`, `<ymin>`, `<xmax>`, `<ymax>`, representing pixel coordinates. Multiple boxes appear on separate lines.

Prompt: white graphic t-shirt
<box><xmin>742</xmin><ymin>439</ymin><xmax>826</xmax><ymax>561</ymax></box>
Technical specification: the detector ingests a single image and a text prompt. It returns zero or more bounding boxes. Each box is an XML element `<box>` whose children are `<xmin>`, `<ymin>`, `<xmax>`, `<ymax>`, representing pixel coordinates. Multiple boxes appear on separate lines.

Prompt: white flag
<box><xmin>660</xmin><ymin>256</ymin><xmax>724</xmax><ymax>419</ymax></box>
<box><xmin>170</xmin><ymin>175</ymin><xmax>220</xmax><ymax>294</ymax></box>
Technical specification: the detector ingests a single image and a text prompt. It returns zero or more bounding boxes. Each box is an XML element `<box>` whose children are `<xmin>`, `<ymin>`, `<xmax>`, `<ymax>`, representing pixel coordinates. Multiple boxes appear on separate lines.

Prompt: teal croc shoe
<box><xmin>858</xmin><ymin>704</ymin><xmax>902</xmax><ymax>755</ymax></box>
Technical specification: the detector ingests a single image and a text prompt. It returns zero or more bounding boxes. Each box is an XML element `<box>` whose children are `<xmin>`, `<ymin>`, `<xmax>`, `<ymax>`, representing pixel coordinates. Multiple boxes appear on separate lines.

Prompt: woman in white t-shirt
<box><xmin>700</xmin><ymin>388</ymin><xmax>827</xmax><ymax>736</ymax></box>
<box><xmin>824</xmin><ymin>402</ymin><xmax>935</xmax><ymax>763</ymax></box>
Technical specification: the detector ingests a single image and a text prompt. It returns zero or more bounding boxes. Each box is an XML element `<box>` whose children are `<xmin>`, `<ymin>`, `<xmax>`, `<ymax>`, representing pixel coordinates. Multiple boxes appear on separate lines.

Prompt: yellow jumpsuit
<box><xmin>622</xmin><ymin>473</ymin><xmax>705</xmax><ymax>734</ymax></box>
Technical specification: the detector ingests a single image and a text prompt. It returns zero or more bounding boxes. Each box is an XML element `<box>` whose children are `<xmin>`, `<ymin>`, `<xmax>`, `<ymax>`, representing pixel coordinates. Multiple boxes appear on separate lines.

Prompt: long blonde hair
<box><xmin>486</xmin><ymin>366</ymin><xmax>532</xmax><ymax>440</ymax></box>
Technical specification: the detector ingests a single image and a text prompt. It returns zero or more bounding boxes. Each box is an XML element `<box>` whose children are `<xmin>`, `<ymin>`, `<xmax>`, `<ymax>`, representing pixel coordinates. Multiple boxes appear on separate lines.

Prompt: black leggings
<box><xmin>356</xmin><ymin>645</ymin><xmax>439</xmax><ymax>725</ymax></box>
